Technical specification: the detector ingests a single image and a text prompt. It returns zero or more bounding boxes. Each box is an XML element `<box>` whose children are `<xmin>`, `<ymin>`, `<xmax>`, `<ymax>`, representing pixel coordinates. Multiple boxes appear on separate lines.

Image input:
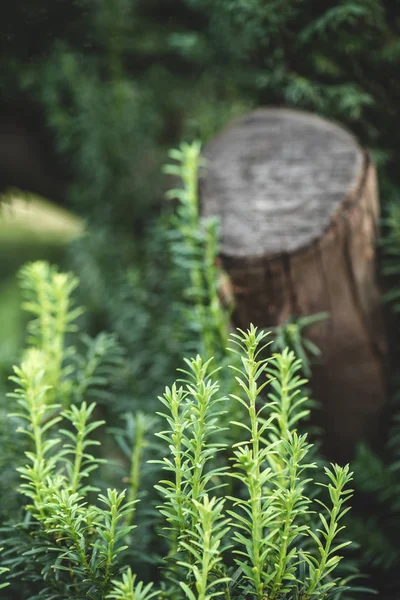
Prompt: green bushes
<box><xmin>1</xmin><ymin>139</ymin><xmax>384</xmax><ymax>600</ymax></box>
<box><xmin>6</xmin><ymin>0</ymin><xmax>400</xmax><ymax>219</ymax></box>
<box><xmin>1</xmin><ymin>260</ymin><xmax>354</xmax><ymax>600</ymax></box>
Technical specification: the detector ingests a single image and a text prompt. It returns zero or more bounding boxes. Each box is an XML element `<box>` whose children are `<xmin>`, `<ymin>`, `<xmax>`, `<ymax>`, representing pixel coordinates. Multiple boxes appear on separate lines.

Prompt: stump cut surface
<box><xmin>201</xmin><ymin>108</ymin><xmax>364</xmax><ymax>257</ymax></box>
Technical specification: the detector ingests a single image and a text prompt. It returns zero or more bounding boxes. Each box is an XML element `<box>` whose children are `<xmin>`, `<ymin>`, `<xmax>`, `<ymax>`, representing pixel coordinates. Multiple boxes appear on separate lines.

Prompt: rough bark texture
<box><xmin>200</xmin><ymin>108</ymin><xmax>388</xmax><ymax>462</ymax></box>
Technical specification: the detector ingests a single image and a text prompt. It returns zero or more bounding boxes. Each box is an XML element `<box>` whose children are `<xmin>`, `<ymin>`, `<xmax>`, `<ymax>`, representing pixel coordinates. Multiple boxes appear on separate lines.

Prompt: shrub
<box><xmin>1</xmin><ymin>261</ymin><xmax>354</xmax><ymax>600</ymax></box>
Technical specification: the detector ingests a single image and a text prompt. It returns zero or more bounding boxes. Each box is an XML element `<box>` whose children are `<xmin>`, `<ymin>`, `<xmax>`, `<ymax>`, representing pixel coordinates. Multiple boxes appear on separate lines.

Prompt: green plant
<box><xmin>1</xmin><ymin>262</ymin><xmax>137</xmax><ymax>599</ymax></box>
<box><xmin>164</xmin><ymin>141</ymin><xmax>232</xmax><ymax>361</ymax></box>
<box><xmin>8</xmin><ymin>349</ymin><xmax>135</xmax><ymax>597</ymax></box>
<box><xmin>154</xmin><ymin>326</ymin><xmax>355</xmax><ymax>600</ymax></box>
<box><xmin>106</xmin><ymin>568</ymin><xmax>158</xmax><ymax>600</ymax></box>
<box><xmin>1</xmin><ymin>259</ymin><xmax>356</xmax><ymax>600</ymax></box>
<box><xmin>270</xmin><ymin>313</ymin><xmax>329</xmax><ymax>378</ymax></box>
<box><xmin>4</xmin><ymin>3</ymin><xmax>400</xmax><ymax>593</ymax></box>
<box><xmin>152</xmin><ymin>353</ymin><xmax>229</xmax><ymax>573</ymax></box>
<box><xmin>65</xmin><ymin>139</ymin><xmax>233</xmax><ymax>422</ymax></box>
<box><xmin>179</xmin><ymin>495</ymin><xmax>231</xmax><ymax>600</ymax></box>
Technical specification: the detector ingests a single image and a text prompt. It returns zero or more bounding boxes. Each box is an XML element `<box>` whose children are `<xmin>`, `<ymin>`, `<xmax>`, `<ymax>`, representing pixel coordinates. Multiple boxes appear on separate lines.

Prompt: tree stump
<box><xmin>200</xmin><ymin>108</ymin><xmax>388</xmax><ymax>462</ymax></box>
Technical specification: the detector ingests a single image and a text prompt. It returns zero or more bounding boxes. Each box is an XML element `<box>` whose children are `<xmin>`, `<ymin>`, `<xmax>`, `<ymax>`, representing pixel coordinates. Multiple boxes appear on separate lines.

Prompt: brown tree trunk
<box><xmin>200</xmin><ymin>108</ymin><xmax>388</xmax><ymax>462</ymax></box>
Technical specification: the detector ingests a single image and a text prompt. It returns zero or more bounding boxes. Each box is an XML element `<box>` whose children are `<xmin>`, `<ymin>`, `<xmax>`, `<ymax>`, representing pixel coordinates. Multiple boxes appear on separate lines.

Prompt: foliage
<box><xmin>106</xmin><ymin>568</ymin><xmax>158</xmax><ymax>600</ymax></box>
<box><xmin>270</xmin><ymin>313</ymin><xmax>329</xmax><ymax>377</ymax></box>
<box><xmin>163</xmin><ymin>141</ymin><xmax>231</xmax><ymax>360</ymax></box>
<box><xmin>0</xmin><ymin>263</ymin><xmax>136</xmax><ymax>599</ymax></box>
<box><xmin>153</xmin><ymin>326</ymin><xmax>355</xmax><ymax>600</ymax></box>
<box><xmin>4</xmin><ymin>1</ymin><xmax>400</xmax><ymax>208</ymax></box>
<box><xmin>0</xmin><ymin>259</ymin><xmax>357</xmax><ymax>600</ymax></box>
<box><xmin>66</xmin><ymin>140</ymin><xmax>232</xmax><ymax>416</ymax></box>
<box><xmin>5</xmin><ymin>0</ymin><xmax>400</xmax><ymax>582</ymax></box>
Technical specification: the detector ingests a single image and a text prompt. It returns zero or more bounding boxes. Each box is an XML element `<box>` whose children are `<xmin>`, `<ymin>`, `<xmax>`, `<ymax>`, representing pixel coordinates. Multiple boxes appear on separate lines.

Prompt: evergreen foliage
<box><xmin>3</xmin><ymin>4</ymin><xmax>400</xmax><ymax>593</ymax></box>
<box><xmin>3</xmin><ymin>1</ymin><xmax>400</xmax><ymax>217</ymax></box>
<box><xmin>64</xmin><ymin>140</ymin><xmax>232</xmax><ymax>417</ymax></box>
<box><xmin>0</xmin><ymin>260</ymin><xmax>357</xmax><ymax>600</ymax></box>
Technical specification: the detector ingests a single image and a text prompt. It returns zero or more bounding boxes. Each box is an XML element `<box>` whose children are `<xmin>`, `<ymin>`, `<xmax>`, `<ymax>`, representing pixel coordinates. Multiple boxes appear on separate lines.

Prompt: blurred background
<box><xmin>2</xmin><ymin>0</ymin><xmax>400</xmax><ymax>379</ymax></box>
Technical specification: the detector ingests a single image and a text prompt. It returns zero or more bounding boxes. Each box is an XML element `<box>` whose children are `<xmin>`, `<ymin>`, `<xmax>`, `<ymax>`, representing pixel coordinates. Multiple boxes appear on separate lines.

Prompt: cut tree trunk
<box><xmin>200</xmin><ymin>108</ymin><xmax>388</xmax><ymax>462</ymax></box>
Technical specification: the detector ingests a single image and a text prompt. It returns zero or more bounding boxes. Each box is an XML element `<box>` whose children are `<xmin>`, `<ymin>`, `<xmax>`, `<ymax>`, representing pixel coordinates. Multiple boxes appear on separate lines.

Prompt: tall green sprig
<box><xmin>304</xmin><ymin>465</ymin><xmax>354</xmax><ymax>599</ymax></box>
<box><xmin>164</xmin><ymin>141</ymin><xmax>231</xmax><ymax>361</ymax></box>
<box><xmin>226</xmin><ymin>327</ymin><xmax>352</xmax><ymax>600</ymax></box>
<box><xmin>227</xmin><ymin>326</ymin><xmax>279</xmax><ymax>599</ymax></box>
<box><xmin>270</xmin><ymin>314</ymin><xmax>328</xmax><ymax>378</ymax></box>
<box><xmin>179</xmin><ymin>496</ymin><xmax>231</xmax><ymax>600</ymax></box>
<box><xmin>97</xmin><ymin>489</ymin><xmax>137</xmax><ymax>589</ymax></box>
<box><xmin>267</xmin><ymin>429</ymin><xmax>315</xmax><ymax>599</ymax></box>
<box><xmin>18</xmin><ymin>261</ymin><xmax>83</xmax><ymax>406</ymax></box>
<box><xmin>180</xmin><ymin>356</ymin><xmax>228</xmax><ymax>507</ymax></box>
<box><xmin>153</xmin><ymin>354</ymin><xmax>229</xmax><ymax>585</ymax></box>
<box><xmin>5</xmin><ymin>262</ymin><xmax>137</xmax><ymax>597</ymax></box>
<box><xmin>9</xmin><ymin>349</ymin><xmax>62</xmax><ymax>520</ymax></box>
<box><xmin>154</xmin><ymin>382</ymin><xmax>189</xmax><ymax>552</ymax></box>
<box><xmin>124</xmin><ymin>412</ymin><xmax>149</xmax><ymax>527</ymax></box>
<box><xmin>59</xmin><ymin>401</ymin><xmax>105</xmax><ymax>494</ymax></box>
<box><xmin>265</xmin><ymin>352</ymin><xmax>316</xmax><ymax>597</ymax></box>
<box><xmin>9</xmin><ymin>345</ymin><xmax>136</xmax><ymax>596</ymax></box>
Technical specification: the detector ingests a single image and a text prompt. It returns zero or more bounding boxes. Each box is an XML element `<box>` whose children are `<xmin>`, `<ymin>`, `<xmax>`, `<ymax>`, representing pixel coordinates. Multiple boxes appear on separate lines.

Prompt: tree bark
<box><xmin>200</xmin><ymin>108</ymin><xmax>388</xmax><ymax>462</ymax></box>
